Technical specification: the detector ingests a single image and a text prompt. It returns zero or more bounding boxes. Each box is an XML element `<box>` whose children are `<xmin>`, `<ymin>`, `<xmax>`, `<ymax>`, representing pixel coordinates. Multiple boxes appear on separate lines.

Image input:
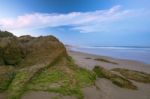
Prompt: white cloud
<box><xmin>0</xmin><ymin>5</ymin><xmax>145</xmax><ymax>33</ymax></box>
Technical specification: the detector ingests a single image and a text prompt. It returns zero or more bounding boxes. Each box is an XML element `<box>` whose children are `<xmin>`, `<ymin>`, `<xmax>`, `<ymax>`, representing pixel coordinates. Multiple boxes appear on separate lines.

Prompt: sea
<box><xmin>69</xmin><ymin>46</ymin><xmax>150</xmax><ymax>64</ymax></box>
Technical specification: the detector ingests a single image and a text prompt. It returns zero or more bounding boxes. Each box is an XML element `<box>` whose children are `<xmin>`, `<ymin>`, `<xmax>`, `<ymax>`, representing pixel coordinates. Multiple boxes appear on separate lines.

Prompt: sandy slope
<box><xmin>68</xmin><ymin>50</ymin><xmax>150</xmax><ymax>99</ymax></box>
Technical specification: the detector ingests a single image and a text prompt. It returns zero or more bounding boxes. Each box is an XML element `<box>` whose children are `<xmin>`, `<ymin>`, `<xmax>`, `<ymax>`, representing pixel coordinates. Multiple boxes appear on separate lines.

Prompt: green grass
<box><xmin>0</xmin><ymin>66</ymin><xmax>15</xmax><ymax>92</ymax></box>
<box><xmin>0</xmin><ymin>72</ymin><xmax>15</xmax><ymax>92</ymax></box>
<box><xmin>26</xmin><ymin>61</ymin><xmax>96</xmax><ymax>99</ymax></box>
<box><xmin>93</xmin><ymin>66</ymin><xmax>104</xmax><ymax>78</ymax></box>
<box><xmin>4</xmin><ymin>56</ymin><xmax>96</xmax><ymax>99</ymax></box>
<box><xmin>74</xmin><ymin>68</ymin><xmax>96</xmax><ymax>87</ymax></box>
<box><xmin>7</xmin><ymin>70</ymin><xmax>29</xmax><ymax>99</ymax></box>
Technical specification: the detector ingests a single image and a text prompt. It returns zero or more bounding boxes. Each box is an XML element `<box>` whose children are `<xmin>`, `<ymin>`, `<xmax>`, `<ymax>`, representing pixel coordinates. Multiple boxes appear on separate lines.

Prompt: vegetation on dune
<box><xmin>0</xmin><ymin>53</ymin><xmax>95</xmax><ymax>99</ymax></box>
<box><xmin>0</xmin><ymin>30</ymin><xmax>14</xmax><ymax>38</ymax></box>
<box><xmin>93</xmin><ymin>66</ymin><xmax>137</xmax><ymax>90</ymax></box>
<box><xmin>94</xmin><ymin>58</ymin><xmax>118</xmax><ymax>64</ymax></box>
<box><xmin>7</xmin><ymin>51</ymin><xmax>65</xmax><ymax>99</ymax></box>
<box><xmin>8</xmin><ymin>70</ymin><xmax>29</xmax><ymax>99</ymax></box>
<box><xmin>112</xmin><ymin>68</ymin><xmax>150</xmax><ymax>83</ymax></box>
<box><xmin>0</xmin><ymin>66</ymin><xmax>15</xmax><ymax>92</ymax></box>
<box><xmin>6</xmin><ymin>58</ymin><xmax>95</xmax><ymax>99</ymax></box>
<box><xmin>26</xmin><ymin>57</ymin><xmax>96</xmax><ymax>99</ymax></box>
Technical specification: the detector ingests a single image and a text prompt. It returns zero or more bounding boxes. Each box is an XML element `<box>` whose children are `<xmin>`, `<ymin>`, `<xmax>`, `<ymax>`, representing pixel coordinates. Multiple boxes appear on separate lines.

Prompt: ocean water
<box><xmin>70</xmin><ymin>46</ymin><xmax>150</xmax><ymax>64</ymax></box>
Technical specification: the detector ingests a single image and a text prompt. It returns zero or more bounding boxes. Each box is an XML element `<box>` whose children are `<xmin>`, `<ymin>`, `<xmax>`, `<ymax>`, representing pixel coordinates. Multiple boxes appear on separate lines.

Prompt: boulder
<box><xmin>0</xmin><ymin>37</ymin><xmax>23</xmax><ymax>65</ymax></box>
<box><xmin>0</xmin><ymin>32</ymin><xmax>67</xmax><ymax>66</ymax></box>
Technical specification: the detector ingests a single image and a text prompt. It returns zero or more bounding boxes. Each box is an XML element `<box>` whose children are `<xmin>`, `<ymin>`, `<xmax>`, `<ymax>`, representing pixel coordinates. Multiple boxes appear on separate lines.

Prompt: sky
<box><xmin>0</xmin><ymin>0</ymin><xmax>150</xmax><ymax>47</ymax></box>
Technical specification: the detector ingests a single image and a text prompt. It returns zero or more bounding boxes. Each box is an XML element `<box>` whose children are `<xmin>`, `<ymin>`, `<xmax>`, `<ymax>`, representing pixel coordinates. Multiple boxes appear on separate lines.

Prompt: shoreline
<box><xmin>68</xmin><ymin>49</ymin><xmax>149</xmax><ymax>63</ymax></box>
<box><xmin>67</xmin><ymin>46</ymin><xmax>150</xmax><ymax>64</ymax></box>
<box><xmin>68</xmin><ymin>50</ymin><xmax>150</xmax><ymax>99</ymax></box>
<box><xmin>68</xmin><ymin>50</ymin><xmax>150</xmax><ymax>73</ymax></box>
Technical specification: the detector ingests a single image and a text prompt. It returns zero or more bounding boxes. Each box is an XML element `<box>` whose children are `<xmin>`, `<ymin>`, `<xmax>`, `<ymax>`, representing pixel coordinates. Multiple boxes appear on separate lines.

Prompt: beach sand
<box><xmin>68</xmin><ymin>50</ymin><xmax>150</xmax><ymax>99</ymax></box>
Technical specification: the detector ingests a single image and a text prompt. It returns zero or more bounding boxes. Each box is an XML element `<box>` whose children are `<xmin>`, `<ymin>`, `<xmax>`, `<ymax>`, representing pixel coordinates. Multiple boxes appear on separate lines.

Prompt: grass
<box><xmin>8</xmin><ymin>70</ymin><xmax>29</xmax><ymax>99</ymax></box>
<box><xmin>0</xmin><ymin>72</ymin><xmax>15</xmax><ymax>92</ymax></box>
<box><xmin>74</xmin><ymin>68</ymin><xmax>96</xmax><ymax>87</ymax></box>
<box><xmin>26</xmin><ymin>58</ymin><xmax>96</xmax><ymax>99</ymax></box>
<box><xmin>6</xmin><ymin>49</ymin><xmax>65</xmax><ymax>99</ymax></box>
<box><xmin>1</xmin><ymin>55</ymin><xmax>96</xmax><ymax>99</ymax></box>
<box><xmin>0</xmin><ymin>66</ymin><xmax>15</xmax><ymax>92</ymax></box>
<box><xmin>7</xmin><ymin>64</ymin><xmax>46</xmax><ymax>99</ymax></box>
<box><xmin>93</xmin><ymin>66</ymin><xmax>137</xmax><ymax>90</ymax></box>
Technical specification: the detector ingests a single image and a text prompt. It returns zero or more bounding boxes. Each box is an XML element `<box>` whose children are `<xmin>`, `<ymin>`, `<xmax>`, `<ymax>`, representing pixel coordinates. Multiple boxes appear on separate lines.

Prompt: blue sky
<box><xmin>0</xmin><ymin>0</ymin><xmax>150</xmax><ymax>46</ymax></box>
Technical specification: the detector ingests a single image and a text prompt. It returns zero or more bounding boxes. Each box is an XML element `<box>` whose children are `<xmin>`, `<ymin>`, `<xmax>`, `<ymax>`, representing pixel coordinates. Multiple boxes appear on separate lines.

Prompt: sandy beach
<box><xmin>68</xmin><ymin>50</ymin><xmax>150</xmax><ymax>99</ymax></box>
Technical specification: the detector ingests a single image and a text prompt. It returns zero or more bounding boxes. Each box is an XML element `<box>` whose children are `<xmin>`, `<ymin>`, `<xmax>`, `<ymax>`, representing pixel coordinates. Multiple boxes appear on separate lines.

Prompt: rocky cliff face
<box><xmin>0</xmin><ymin>37</ymin><xmax>23</xmax><ymax>65</ymax></box>
<box><xmin>0</xmin><ymin>32</ymin><xmax>67</xmax><ymax>66</ymax></box>
<box><xmin>0</xmin><ymin>31</ymin><xmax>69</xmax><ymax>97</ymax></box>
<box><xmin>0</xmin><ymin>31</ymin><xmax>95</xmax><ymax>99</ymax></box>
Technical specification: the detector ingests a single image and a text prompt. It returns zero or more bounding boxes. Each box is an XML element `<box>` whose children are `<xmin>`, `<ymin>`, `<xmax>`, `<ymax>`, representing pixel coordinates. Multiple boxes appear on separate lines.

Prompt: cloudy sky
<box><xmin>0</xmin><ymin>0</ymin><xmax>150</xmax><ymax>46</ymax></box>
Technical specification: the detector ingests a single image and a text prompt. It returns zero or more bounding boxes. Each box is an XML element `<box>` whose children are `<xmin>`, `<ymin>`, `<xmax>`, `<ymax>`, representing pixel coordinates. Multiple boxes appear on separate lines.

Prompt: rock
<box><xmin>94</xmin><ymin>58</ymin><xmax>118</xmax><ymax>64</ymax></box>
<box><xmin>112</xmin><ymin>68</ymin><xmax>150</xmax><ymax>83</ymax></box>
<box><xmin>0</xmin><ymin>37</ymin><xmax>23</xmax><ymax>65</ymax></box>
<box><xmin>93</xmin><ymin>66</ymin><xmax>137</xmax><ymax>90</ymax></box>
<box><xmin>0</xmin><ymin>32</ymin><xmax>73</xmax><ymax>99</ymax></box>
<box><xmin>0</xmin><ymin>34</ymin><xmax>67</xmax><ymax>66</ymax></box>
<box><xmin>18</xmin><ymin>35</ymin><xmax>67</xmax><ymax>66</ymax></box>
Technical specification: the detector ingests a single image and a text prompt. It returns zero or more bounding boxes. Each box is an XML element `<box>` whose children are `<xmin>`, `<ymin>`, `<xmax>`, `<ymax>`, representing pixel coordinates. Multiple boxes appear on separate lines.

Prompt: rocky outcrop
<box><xmin>112</xmin><ymin>68</ymin><xmax>150</xmax><ymax>83</ymax></box>
<box><xmin>0</xmin><ymin>31</ymin><xmax>96</xmax><ymax>99</ymax></box>
<box><xmin>18</xmin><ymin>35</ymin><xmax>67</xmax><ymax>67</ymax></box>
<box><xmin>0</xmin><ymin>32</ymin><xmax>68</xmax><ymax>98</ymax></box>
<box><xmin>93</xmin><ymin>66</ymin><xmax>137</xmax><ymax>90</ymax></box>
<box><xmin>0</xmin><ymin>37</ymin><xmax>23</xmax><ymax>65</ymax></box>
<box><xmin>0</xmin><ymin>33</ymin><xmax>67</xmax><ymax>66</ymax></box>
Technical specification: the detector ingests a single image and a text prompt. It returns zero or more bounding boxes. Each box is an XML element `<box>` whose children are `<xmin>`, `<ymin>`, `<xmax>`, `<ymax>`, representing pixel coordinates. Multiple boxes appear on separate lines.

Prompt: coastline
<box><xmin>68</xmin><ymin>50</ymin><xmax>150</xmax><ymax>99</ymax></box>
<box><xmin>67</xmin><ymin>46</ymin><xmax>150</xmax><ymax>64</ymax></box>
<box><xmin>68</xmin><ymin>50</ymin><xmax>150</xmax><ymax>73</ymax></box>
